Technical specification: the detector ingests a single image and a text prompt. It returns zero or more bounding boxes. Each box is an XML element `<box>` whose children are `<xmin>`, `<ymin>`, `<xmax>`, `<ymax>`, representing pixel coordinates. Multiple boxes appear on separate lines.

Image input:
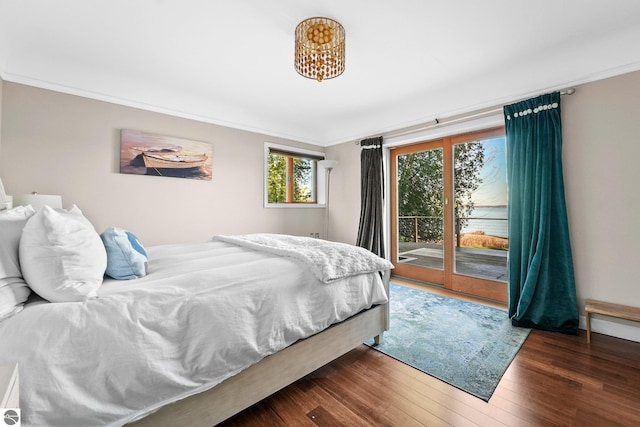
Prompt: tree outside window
<box><xmin>266</xmin><ymin>148</ymin><xmax>320</xmax><ymax>204</ymax></box>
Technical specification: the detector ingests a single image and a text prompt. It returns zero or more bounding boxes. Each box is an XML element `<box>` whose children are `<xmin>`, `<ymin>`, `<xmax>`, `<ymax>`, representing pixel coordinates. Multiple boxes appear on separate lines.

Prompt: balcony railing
<box><xmin>398</xmin><ymin>216</ymin><xmax>443</xmax><ymax>244</ymax></box>
<box><xmin>398</xmin><ymin>215</ymin><xmax>508</xmax><ymax>247</ymax></box>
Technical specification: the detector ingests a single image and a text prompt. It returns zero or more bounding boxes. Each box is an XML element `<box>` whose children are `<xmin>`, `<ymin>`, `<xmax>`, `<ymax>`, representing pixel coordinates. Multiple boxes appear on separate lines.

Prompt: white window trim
<box><xmin>264</xmin><ymin>142</ymin><xmax>327</xmax><ymax>208</ymax></box>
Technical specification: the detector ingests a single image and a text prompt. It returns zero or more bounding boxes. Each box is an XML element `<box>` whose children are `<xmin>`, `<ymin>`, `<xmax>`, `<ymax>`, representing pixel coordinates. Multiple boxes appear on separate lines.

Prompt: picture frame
<box><xmin>120</xmin><ymin>129</ymin><xmax>213</xmax><ymax>181</ymax></box>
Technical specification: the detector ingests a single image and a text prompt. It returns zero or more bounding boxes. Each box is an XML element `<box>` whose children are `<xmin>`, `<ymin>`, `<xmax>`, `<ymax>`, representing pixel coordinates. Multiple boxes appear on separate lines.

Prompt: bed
<box><xmin>0</xmin><ymin>205</ymin><xmax>392</xmax><ymax>427</ymax></box>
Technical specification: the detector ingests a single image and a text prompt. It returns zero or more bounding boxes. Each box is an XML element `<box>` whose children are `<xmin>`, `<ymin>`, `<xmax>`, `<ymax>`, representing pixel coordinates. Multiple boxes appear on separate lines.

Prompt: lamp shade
<box><xmin>12</xmin><ymin>193</ymin><xmax>63</xmax><ymax>210</ymax></box>
<box><xmin>1</xmin><ymin>195</ymin><xmax>13</xmax><ymax>211</ymax></box>
<box><xmin>0</xmin><ymin>177</ymin><xmax>10</xmax><ymax>210</ymax></box>
<box><xmin>318</xmin><ymin>159</ymin><xmax>338</xmax><ymax>171</ymax></box>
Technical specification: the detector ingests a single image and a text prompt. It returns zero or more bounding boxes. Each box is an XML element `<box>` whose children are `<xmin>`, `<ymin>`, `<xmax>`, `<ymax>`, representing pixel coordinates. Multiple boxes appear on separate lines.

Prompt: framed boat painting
<box><xmin>120</xmin><ymin>129</ymin><xmax>213</xmax><ymax>181</ymax></box>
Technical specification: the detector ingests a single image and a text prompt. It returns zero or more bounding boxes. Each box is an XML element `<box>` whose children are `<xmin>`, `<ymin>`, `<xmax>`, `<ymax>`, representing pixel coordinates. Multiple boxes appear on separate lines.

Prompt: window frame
<box><xmin>263</xmin><ymin>142</ymin><xmax>327</xmax><ymax>208</ymax></box>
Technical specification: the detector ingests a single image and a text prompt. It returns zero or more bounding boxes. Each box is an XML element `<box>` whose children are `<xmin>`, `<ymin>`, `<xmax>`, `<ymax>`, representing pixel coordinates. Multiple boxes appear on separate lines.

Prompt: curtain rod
<box><xmin>356</xmin><ymin>87</ymin><xmax>575</xmax><ymax>144</ymax></box>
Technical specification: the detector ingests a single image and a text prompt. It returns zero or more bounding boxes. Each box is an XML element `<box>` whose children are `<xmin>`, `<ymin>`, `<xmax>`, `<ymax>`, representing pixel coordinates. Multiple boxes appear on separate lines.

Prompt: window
<box><xmin>264</xmin><ymin>143</ymin><xmax>326</xmax><ymax>207</ymax></box>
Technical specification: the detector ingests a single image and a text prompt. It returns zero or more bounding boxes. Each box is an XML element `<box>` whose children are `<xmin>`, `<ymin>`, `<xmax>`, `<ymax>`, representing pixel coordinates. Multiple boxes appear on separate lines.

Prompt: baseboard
<box><xmin>579</xmin><ymin>315</ymin><xmax>640</xmax><ymax>343</ymax></box>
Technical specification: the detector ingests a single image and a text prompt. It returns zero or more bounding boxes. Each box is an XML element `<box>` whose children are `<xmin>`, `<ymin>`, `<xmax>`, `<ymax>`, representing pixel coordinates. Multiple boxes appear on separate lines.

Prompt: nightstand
<box><xmin>0</xmin><ymin>363</ymin><xmax>19</xmax><ymax>408</ymax></box>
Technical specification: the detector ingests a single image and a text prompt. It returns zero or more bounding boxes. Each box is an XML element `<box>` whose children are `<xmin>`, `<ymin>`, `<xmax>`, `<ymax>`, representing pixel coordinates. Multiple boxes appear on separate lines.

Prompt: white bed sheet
<box><xmin>0</xmin><ymin>240</ymin><xmax>388</xmax><ymax>427</ymax></box>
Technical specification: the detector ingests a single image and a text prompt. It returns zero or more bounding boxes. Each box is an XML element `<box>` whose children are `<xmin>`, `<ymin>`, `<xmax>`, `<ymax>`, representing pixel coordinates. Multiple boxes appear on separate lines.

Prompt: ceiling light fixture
<box><xmin>295</xmin><ymin>17</ymin><xmax>345</xmax><ymax>82</ymax></box>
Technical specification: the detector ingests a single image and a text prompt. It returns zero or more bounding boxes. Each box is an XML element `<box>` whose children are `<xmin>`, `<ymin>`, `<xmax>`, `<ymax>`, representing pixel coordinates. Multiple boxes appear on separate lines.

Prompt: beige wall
<box><xmin>562</xmin><ymin>70</ymin><xmax>640</xmax><ymax>317</ymax></box>
<box><xmin>328</xmin><ymin>70</ymin><xmax>640</xmax><ymax>339</ymax></box>
<box><xmin>0</xmin><ymin>82</ymin><xmax>325</xmax><ymax>245</ymax></box>
<box><xmin>324</xmin><ymin>142</ymin><xmax>362</xmax><ymax>245</ymax></box>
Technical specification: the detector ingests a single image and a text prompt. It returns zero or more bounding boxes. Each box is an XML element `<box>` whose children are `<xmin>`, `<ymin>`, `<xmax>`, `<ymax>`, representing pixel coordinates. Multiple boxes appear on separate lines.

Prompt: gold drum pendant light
<box><xmin>295</xmin><ymin>17</ymin><xmax>345</xmax><ymax>82</ymax></box>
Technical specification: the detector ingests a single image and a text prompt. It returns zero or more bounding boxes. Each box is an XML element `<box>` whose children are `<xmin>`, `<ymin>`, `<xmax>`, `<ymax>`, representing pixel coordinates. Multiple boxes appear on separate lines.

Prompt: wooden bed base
<box><xmin>130</xmin><ymin>273</ymin><xmax>390</xmax><ymax>427</ymax></box>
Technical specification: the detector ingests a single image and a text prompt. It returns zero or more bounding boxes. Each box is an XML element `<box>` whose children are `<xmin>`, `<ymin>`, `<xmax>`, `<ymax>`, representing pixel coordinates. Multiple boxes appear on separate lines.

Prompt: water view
<box><xmin>460</xmin><ymin>206</ymin><xmax>507</xmax><ymax>238</ymax></box>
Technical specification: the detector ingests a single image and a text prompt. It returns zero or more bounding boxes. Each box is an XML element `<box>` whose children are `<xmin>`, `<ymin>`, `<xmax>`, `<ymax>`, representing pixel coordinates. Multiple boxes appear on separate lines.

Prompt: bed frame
<box><xmin>129</xmin><ymin>271</ymin><xmax>390</xmax><ymax>426</ymax></box>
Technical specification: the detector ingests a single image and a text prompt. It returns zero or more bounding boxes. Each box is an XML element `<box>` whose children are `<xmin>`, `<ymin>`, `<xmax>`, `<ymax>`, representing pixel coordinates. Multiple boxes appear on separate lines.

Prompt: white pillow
<box><xmin>0</xmin><ymin>205</ymin><xmax>36</xmax><ymax>321</ymax></box>
<box><xmin>0</xmin><ymin>282</ymin><xmax>31</xmax><ymax>320</ymax></box>
<box><xmin>19</xmin><ymin>205</ymin><xmax>107</xmax><ymax>302</ymax></box>
<box><xmin>0</xmin><ymin>205</ymin><xmax>36</xmax><ymax>285</ymax></box>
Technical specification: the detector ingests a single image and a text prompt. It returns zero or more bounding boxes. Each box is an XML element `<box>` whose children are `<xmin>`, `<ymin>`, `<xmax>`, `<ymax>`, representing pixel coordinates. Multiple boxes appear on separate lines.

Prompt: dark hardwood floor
<box><xmin>219</xmin><ymin>287</ymin><xmax>640</xmax><ymax>426</ymax></box>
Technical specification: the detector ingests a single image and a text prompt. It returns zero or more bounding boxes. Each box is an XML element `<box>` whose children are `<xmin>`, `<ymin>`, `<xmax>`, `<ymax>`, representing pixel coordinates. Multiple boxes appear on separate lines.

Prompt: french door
<box><xmin>390</xmin><ymin>127</ymin><xmax>508</xmax><ymax>302</ymax></box>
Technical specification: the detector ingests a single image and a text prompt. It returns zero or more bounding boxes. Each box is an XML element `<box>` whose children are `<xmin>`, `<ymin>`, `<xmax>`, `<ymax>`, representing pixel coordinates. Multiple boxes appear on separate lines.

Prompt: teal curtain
<box><xmin>504</xmin><ymin>92</ymin><xmax>579</xmax><ymax>334</ymax></box>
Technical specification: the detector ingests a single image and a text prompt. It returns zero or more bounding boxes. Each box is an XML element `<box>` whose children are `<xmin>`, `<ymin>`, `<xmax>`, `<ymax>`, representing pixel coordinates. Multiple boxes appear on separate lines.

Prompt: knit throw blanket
<box><xmin>213</xmin><ymin>233</ymin><xmax>393</xmax><ymax>283</ymax></box>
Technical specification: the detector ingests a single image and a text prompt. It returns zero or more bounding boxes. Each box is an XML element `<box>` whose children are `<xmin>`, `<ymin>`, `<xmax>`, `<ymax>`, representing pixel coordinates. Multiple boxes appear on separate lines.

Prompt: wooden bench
<box><xmin>585</xmin><ymin>299</ymin><xmax>640</xmax><ymax>344</ymax></box>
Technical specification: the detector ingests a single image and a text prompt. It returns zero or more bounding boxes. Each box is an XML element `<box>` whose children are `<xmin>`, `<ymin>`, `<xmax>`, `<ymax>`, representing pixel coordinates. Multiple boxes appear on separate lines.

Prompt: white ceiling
<box><xmin>1</xmin><ymin>1</ymin><xmax>640</xmax><ymax>146</ymax></box>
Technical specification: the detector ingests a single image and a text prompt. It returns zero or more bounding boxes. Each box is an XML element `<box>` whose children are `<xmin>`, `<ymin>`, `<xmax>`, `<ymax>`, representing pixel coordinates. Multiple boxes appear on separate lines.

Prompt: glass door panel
<box><xmin>397</xmin><ymin>147</ymin><xmax>444</xmax><ymax>269</ymax></box>
<box><xmin>392</xmin><ymin>143</ymin><xmax>445</xmax><ymax>284</ymax></box>
<box><xmin>453</xmin><ymin>137</ymin><xmax>508</xmax><ymax>282</ymax></box>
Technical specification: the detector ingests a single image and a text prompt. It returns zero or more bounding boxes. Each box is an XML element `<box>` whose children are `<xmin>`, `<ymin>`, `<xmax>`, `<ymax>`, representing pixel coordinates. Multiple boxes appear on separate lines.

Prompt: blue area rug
<box><xmin>366</xmin><ymin>283</ymin><xmax>530</xmax><ymax>401</ymax></box>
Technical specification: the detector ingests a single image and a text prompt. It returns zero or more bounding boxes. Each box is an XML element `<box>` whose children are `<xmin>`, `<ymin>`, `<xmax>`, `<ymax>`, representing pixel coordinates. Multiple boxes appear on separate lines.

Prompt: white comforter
<box><xmin>0</xmin><ymin>238</ymin><xmax>389</xmax><ymax>427</ymax></box>
<box><xmin>213</xmin><ymin>233</ymin><xmax>394</xmax><ymax>283</ymax></box>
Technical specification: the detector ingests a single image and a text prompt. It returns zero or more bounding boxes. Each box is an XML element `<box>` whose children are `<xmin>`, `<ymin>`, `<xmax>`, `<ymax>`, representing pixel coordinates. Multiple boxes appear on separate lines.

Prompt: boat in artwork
<box><xmin>131</xmin><ymin>145</ymin><xmax>182</xmax><ymax>153</ymax></box>
<box><xmin>131</xmin><ymin>144</ymin><xmax>207</xmax><ymax>170</ymax></box>
<box><xmin>141</xmin><ymin>152</ymin><xmax>208</xmax><ymax>169</ymax></box>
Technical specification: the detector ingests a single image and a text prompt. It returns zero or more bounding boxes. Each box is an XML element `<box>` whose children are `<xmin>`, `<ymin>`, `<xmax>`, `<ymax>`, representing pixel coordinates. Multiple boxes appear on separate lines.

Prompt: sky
<box><xmin>467</xmin><ymin>137</ymin><xmax>507</xmax><ymax>206</ymax></box>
